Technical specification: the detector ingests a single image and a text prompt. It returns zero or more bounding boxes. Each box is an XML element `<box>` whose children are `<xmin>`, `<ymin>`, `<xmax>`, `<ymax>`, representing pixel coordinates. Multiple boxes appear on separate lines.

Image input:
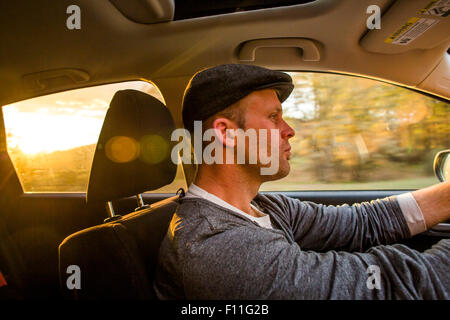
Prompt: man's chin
<box><xmin>259</xmin><ymin>163</ymin><xmax>290</xmax><ymax>182</ymax></box>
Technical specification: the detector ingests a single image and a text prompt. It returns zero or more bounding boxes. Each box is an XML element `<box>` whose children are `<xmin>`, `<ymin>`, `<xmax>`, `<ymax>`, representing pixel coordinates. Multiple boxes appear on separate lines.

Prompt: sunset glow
<box><xmin>4</xmin><ymin>102</ymin><xmax>107</xmax><ymax>155</ymax></box>
<box><xmin>3</xmin><ymin>81</ymin><xmax>163</xmax><ymax>155</ymax></box>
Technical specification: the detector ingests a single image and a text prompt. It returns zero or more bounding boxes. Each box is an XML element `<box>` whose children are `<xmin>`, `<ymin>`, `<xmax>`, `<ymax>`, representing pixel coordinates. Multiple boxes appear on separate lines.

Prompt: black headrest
<box><xmin>87</xmin><ymin>89</ymin><xmax>177</xmax><ymax>204</ymax></box>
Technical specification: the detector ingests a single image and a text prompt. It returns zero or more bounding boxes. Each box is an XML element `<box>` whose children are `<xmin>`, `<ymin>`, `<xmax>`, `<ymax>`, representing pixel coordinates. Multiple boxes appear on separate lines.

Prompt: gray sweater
<box><xmin>154</xmin><ymin>193</ymin><xmax>450</xmax><ymax>299</ymax></box>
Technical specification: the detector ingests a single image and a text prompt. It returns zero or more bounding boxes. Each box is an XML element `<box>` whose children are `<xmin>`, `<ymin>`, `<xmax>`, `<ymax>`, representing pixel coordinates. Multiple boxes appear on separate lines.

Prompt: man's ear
<box><xmin>212</xmin><ymin>117</ymin><xmax>236</xmax><ymax>148</ymax></box>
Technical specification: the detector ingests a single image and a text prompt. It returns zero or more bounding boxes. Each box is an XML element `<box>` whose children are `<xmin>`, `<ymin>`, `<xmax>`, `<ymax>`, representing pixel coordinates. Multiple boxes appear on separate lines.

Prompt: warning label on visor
<box><xmin>385</xmin><ymin>17</ymin><xmax>439</xmax><ymax>45</ymax></box>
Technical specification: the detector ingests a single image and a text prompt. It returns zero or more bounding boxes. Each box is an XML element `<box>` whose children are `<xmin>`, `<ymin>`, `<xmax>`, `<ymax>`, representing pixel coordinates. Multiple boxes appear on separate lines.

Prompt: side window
<box><xmin>262</xmin><ymin>72</ymin><xmax>449</xmax><ymax>191</ymax></box>
<box><xmin>2</xmin><ymin>81</ymin><xmax>186</xmax><ymax>193</ymax></box>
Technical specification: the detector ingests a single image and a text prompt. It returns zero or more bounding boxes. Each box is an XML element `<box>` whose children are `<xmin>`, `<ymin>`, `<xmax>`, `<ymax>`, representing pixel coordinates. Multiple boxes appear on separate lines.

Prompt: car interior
<box><xmin>0</xmin><ymin>0</ymin><xmax>449</xmax><ymax>299</ymax></box>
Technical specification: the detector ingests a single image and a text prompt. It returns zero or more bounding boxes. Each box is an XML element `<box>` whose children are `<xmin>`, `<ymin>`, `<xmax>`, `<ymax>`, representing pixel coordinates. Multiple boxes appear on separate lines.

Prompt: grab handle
<box><xmin>239</xmin><ymin>38</ymin><xmax>321</xmax><ymax>62</ymax></box>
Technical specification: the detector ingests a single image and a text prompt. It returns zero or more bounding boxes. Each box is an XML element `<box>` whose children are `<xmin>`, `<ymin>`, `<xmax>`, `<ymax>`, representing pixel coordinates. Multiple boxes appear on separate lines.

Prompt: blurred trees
<box><xmin>284</xmin><ymin>72</ymin><xmax>449</xmax><ymax>185</ymax></box>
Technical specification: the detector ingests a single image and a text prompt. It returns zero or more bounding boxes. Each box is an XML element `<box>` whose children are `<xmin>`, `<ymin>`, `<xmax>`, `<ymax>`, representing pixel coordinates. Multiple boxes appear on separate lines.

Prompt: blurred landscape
<box><xmin>262</xmin><ymin>73</ymin><xmax>449</xmax><ymax>191</ymax></box>
<box><xmin>8</xmin><ymin>144</ymin><xmax>187</xmax><ymax>193</ymax></box>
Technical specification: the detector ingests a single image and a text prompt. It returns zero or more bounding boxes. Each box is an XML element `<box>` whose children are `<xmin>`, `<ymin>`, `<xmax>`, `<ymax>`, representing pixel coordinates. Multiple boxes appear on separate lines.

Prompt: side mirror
<box><xmin>434</xmin><ymin>150</ymin><xmax>450</xmax><ymax>182</ymax></box>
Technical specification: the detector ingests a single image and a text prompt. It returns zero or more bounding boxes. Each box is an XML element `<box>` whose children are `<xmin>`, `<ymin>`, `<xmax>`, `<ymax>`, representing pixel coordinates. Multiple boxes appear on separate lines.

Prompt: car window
<box><xmin>2</xmin><ymin>80</ymin><xmax>187</xmax><ymax>193</ymax></box>
<box><xmin>261</xmin><ymin>72</ymin><xmax>449</xmax><ymax>191</ymax></box>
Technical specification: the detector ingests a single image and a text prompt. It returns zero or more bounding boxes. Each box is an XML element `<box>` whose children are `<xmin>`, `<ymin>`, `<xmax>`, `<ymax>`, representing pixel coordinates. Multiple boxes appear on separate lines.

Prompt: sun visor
<box><xmin>360</xmin><ymin>0</ymin><xmax>450</xmax><ymax>54</ymax></box>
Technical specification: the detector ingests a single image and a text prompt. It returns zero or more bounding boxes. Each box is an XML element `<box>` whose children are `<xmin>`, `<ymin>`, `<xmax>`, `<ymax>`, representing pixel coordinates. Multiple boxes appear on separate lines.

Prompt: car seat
<box><xmin>58</xmin><ymin>89</ymin><xmax>181</xmax><ymax>299</ymax></box>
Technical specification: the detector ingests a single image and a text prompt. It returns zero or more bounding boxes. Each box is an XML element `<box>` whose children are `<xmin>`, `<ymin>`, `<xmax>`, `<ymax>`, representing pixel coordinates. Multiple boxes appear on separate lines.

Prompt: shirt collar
<box><xmin>186</xmin><ymin>183</ymin><xmax>272</xmax><ymax>228</ymax></box>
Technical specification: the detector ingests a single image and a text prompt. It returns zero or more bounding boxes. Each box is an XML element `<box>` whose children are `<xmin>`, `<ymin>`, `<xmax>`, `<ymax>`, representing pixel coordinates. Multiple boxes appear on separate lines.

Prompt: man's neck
<box><xmin>193</xmin><ymin>165</ymin><xmax>261</xmax><ymax>216</ymax></box>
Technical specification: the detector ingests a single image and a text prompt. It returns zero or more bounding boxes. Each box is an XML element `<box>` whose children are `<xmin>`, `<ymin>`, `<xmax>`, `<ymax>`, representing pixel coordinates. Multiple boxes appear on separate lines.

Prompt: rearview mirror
<box><xmin>434</xmin><ymin>150</ymin><xmax>450</xmax><ymax>182</ymax></box>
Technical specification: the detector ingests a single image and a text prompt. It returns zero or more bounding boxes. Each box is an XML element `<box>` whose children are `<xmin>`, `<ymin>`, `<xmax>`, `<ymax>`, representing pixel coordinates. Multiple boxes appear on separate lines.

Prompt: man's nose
<box><xmin>281</xmin><ymin>119</ymin><xmax>295</xmax><ymax>139</ymax></box>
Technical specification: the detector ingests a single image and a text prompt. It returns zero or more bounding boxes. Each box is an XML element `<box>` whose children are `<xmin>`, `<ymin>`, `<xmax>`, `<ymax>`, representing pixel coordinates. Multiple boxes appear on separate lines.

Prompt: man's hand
<box><xmin>412</xmin><ymin>182</ymin><xmax>450</xmax><ymax>229</ymax></box>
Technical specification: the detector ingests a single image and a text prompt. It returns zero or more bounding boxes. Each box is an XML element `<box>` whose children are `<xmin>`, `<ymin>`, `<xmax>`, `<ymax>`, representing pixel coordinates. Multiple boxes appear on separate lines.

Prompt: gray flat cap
<box><xmin>182</xmin><ymin>64</ymin><xmax>293</xmax><ymax>132</ymax></box>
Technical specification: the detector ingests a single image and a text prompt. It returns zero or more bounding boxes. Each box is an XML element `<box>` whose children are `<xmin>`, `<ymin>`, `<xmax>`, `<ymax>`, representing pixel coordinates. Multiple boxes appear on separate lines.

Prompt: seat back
<box><xmin>58</xmin><ymin>90</ymin><xmax>179</xmax><ymax>299</ymax></box>
<box><xmin>59</xmin><ymin>199</ymin><xmax>177</xmax><ymax>299</ymax></box>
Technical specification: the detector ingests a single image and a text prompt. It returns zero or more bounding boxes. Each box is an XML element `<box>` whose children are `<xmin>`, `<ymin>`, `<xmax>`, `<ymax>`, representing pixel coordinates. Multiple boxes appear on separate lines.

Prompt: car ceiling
<box><xmin>0</xmin><ymin>0</ymin><xmax>448</xmax><ymax>126</ymax></box>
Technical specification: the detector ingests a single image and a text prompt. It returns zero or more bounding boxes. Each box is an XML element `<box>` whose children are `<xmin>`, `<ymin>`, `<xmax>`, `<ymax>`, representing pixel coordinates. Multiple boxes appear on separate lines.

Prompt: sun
<box><xmin>3</xmin><ymin>104</ymin><xmax>106</xmax><ymax>155</ymax></box>
<box><xmin>2</xmin><ymin>80</ymin><xmax>160</xmax><ymax>155</ymax></box>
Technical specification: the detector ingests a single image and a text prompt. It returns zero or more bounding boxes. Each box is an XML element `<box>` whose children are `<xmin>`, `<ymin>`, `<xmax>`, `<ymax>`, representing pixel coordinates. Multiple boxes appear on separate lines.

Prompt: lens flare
<box><xmin>140</xmin><ymin>135</ymin><xmax>168</xmax><ymax>164</ymax></box>
<box><xmin>105</xmin><ymin>136</ymin><xmax>139</xmax><ymax>163</ymax></box>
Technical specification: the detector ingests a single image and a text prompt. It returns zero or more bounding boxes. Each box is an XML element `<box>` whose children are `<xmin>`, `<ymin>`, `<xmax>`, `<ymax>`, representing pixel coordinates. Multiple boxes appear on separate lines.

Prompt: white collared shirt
<box><xmin>185</xmin><ymin>184</ymin><xmax>273</xmax><ymax>229</ymax></box>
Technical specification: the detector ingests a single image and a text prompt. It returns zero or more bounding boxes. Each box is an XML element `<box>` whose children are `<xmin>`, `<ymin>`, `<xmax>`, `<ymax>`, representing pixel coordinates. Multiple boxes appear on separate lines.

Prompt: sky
<box><xmin>3</xmin><ymin>80</ymin><xmax>163</xmax><ymax>154</ymax></box>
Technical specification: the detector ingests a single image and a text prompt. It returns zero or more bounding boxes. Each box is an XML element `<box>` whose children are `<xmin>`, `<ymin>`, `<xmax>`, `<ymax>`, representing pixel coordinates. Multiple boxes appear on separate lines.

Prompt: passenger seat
<box><xmin>58</xmin><ymin>89</ymin><xmax>180</xmax><ymax>299</ymax></box>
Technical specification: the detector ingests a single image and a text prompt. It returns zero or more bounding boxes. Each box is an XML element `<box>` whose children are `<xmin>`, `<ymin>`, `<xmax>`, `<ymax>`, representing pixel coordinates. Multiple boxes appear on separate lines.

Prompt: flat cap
<box><xmin>182</xmin><ymin>64</ymin><xmax>293</xmax><ymax>132</ymax></box>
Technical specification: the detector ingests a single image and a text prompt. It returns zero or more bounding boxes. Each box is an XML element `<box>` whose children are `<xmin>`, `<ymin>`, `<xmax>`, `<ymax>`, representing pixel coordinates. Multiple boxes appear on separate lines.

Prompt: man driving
<box><xmin>154</xmin><ymin>64</ymin><xmax>450</xmax><ymax>299</ymax></box>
